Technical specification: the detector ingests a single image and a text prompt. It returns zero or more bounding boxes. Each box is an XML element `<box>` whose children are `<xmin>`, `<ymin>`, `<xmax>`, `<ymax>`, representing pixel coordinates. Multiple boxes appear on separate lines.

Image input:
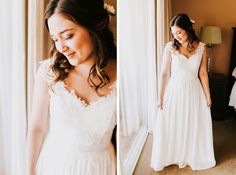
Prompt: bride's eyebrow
<box><xmin>172</xmin><ymin>30</ymin><xmax>181</xmax><ymax>35</ymax></box>
<box><xmin>50</xmin><ymin>28</ymin><xmax>73</xmax><ymax>37</ymax></box>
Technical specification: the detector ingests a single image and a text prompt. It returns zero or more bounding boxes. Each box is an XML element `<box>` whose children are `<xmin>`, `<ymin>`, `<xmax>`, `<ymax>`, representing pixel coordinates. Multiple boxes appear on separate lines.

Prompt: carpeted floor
<box><xmin>133</xmin><ymin>116</ymin><xmax>236</xmax><ymax>175</ymax></box>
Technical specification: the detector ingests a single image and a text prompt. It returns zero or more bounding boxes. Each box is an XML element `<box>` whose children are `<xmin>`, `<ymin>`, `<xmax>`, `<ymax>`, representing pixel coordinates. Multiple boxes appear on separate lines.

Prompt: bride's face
<box><xmin>47</xmin><ymin>13</ymin><xmax>96</xmax><ymax>66</ymax></box>
<box><xmin>171</xmin><ymin>26</ymin><xmax>189</xmax><ymax>44</ymax></box>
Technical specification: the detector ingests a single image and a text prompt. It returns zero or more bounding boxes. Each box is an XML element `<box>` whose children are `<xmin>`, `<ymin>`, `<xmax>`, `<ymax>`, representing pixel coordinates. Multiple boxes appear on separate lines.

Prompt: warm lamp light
<box><xmin>200</xmin><ymin>26</ymin><xmax>222</xmax><ymax>75</ymax></box>
<box><xmin>200</xmin><ymin>26</ymin><xmax>222</xmax><ymax>47</ymax></box>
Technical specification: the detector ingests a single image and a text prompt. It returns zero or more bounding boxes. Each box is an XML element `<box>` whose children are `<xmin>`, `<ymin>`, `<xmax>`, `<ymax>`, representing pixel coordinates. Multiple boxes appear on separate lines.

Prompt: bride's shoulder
<box><xmin>164</xmin><ymin>41</ymin><xmax>174</xmax><ymax>51</ymax></box>
<box><xmin>36</xmin><ymin>58</ymin><xmax>55</xmax><ymax>82</ymax></box>
<box><xmin>38</xmin><ymin>58</ymin><xmax>53</xmax><ymax>68</ymax></box>
<box><xmin>166</xmin><ymin>41</ymin><xmax>173</xmax><ymax>45</ymax></box>
<box><xmin>195</xmin><ymin>41</ymin><xmax>206</xmax><ymax>54</ymax></box>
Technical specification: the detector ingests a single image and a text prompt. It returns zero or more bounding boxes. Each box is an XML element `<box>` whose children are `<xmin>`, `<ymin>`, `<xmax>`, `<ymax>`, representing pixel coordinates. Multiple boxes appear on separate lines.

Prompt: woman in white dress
<box><xmin>26</xmin><ymin>0</ymin><xmax>117</xmax><ymax>175</ymax></box>
<box><xmin>151</xmin><ymin>14</ymin><xmax>216</xmax><ymax>171</ymax></box>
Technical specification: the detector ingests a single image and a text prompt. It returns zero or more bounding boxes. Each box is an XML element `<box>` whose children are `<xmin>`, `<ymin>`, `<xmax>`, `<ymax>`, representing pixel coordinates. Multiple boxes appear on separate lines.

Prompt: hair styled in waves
<box><xmin>44</xmin><ymin>0</ymin><xmax>116</xmax><ymax>94</ymax></box>
<box><xmin>170</xmin><ymin>13</ymin><xmax>199</xmax><ymax>52</ymax></box>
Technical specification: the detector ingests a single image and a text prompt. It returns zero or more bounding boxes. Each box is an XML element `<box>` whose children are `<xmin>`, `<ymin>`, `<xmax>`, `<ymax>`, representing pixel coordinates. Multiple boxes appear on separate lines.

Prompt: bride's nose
<box><xmin>56</xmin><ymin>40</ymin><xmax>68</xmax><ymax>53</ymax></box>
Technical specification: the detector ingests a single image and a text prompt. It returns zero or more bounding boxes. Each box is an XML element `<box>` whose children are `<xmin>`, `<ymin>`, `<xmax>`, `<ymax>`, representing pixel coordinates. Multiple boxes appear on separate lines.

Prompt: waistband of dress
<box><xmin>74</xmin><ymin>142</ymin><xmax>113</xmax><ymax>154</ymax></box>
<box><xmin>170</xmin><ymin>75</ymin><xmax>198</xmax><ymax>81</ymax></box>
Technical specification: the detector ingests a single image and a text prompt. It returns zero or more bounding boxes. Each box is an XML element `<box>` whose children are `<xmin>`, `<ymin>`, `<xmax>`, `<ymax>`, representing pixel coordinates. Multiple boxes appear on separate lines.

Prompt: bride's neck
<box><xmin>181</xmin><ymin>41</ymin><xmax>189</xmax><ymax>49</ymax></box>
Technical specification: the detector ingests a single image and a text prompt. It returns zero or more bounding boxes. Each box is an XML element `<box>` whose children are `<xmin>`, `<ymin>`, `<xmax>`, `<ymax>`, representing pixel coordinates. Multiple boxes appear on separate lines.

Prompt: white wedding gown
<box><xmin>151</xmin><ymin>42</ymin><xmax>216</xmax><ymax>171</ymax></box>
<box><xmin>35</xmin><ymin>59</ymin><xmax>116</xmax><ymax>175</ymax></box>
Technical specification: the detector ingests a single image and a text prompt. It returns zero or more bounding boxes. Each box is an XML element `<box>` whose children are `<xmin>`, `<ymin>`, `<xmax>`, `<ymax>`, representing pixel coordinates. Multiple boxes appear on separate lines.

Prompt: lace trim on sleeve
<box><xmin>165</xmin><ymin>42</ymin><xmax>173</xmax><ymax>51</ymax></box>
<box><xmin>35</xmin><ymin>59</ymin><xmax>55</xmax><ymax>83</ymax></box>
<box><xmin>198</xmin><ymin>42</ymin><xmax>205</xmax><ymax>56</ymax></box>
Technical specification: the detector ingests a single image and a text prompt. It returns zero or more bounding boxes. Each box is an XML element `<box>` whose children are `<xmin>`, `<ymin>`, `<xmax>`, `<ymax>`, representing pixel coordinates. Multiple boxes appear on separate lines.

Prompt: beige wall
<box><xmin>171</xmin><ymin>0</ymin><xmax>236</xmax><ymax>75</ymax></box>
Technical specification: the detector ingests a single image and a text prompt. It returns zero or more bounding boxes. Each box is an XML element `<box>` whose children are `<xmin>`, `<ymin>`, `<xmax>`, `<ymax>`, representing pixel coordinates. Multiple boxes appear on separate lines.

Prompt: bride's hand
<box><xmin>158</xmin><ymin>98</ymin><xmax>164</xmax><ymax>110</ymax></box>
<box><xmin>206</xmin><ymin>96</ymin><xmax>212</xmax><ymax>107</ymax></box>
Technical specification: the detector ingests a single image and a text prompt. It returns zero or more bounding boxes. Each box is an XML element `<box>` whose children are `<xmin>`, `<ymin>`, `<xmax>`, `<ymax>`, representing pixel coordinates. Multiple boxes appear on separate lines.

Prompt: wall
<box><xmin>171</xmin><ymin>0</ymin><xmax>236</xmax><ymax>75</ymax></box>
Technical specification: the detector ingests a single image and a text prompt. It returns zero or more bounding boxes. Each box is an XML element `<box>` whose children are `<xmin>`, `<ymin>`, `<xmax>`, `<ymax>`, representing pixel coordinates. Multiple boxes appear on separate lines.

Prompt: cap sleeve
<box><xmin>198</xmin><ymin>42</ymin><xmax>206</xmax><ymax>56</ymax></box>
<box><xmin>165</xmin><ymin>42</ymin><xmax>173</xmax><ymax>51</ymax></box>
<box><xmin>162</xmin><ymin>42</ymin><xmax>173</xmax><ymax>61</ymax></box>
<box><xmin>35</xmin><ymin>59</ymin><xmax>55</xmax><ymax>83</ymax></box>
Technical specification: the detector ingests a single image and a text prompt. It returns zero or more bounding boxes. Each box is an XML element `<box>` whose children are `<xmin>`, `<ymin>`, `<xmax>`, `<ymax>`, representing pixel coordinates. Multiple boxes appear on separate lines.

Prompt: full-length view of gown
<box><xmin>35</xmin><ymin>59</ymin><xmax>117</xmax><ymax>175</ymax></box>
<box><xmin>151</xmin><ymin>42</ymin><xmax>216</xmax><ymax>171</ymax></box>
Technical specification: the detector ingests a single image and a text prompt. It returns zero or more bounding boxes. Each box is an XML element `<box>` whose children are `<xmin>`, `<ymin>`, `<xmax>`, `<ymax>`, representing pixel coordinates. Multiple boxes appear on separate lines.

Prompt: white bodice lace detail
<box><xmin>165</xmin><ymin>42</ymin><xmax>205</xmax><ymax>80</ymax></box>
<box><xmin>36</xmin><ymin>59</ymin><xmax>116</xmax><ymax>149</ymax></box>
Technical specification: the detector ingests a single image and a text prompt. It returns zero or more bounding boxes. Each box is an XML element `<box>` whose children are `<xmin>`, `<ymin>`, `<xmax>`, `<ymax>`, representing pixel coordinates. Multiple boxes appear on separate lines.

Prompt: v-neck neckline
<box><xmin>61</xmin><ymin>81</ymin><xmax>117</xmax><ymax>107</ymax></box>
<box><xmin>177</xmin><ymin>42</ymin><xmax>202</xmax><ymax>60</ymax></box>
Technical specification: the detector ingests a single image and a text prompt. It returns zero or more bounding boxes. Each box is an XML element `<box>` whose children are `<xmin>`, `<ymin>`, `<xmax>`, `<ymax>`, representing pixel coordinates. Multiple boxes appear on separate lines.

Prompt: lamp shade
<box><xmin>200</xmin><ymin>26</ymin><xmax>222</xmax><ymax>46</ymax></box>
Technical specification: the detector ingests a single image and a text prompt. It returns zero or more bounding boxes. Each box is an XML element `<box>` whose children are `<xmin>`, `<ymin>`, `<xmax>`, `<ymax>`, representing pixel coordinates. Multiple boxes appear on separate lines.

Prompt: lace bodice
<box><xmin>165</xmin><ymin>42</ymin><xmax>205</xmax><ymax>79</ymax></box>
<box><xmin>36</xmin><ymin>59</ymin><xmax>116</xmax><ymax>148</ymax></box>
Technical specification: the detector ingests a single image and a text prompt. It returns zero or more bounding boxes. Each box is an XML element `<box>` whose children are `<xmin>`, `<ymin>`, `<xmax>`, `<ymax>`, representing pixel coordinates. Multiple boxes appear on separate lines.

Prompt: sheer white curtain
<box><xmin>156</xmin><ymin>0</ymin><xmax>172</xmax><ymax>87</ymax></box>
<box><xmin>27</xmin><ymin>0</ymin><xmax>50</xmax><ymax>119</ymax></box>
<box><xmin>119</xmin><ymin>0</ymin><xmax>157</xmax><ymax>136</ymax></box>
<box><xmin>0</xmin><ymin>0</ymin><xmax>27</xmax><ymax>175</ymax></box>
<box><xmin>0</xmin><ymin>0</ymin><xmax>49</xmax><ymax>174</ymax></box>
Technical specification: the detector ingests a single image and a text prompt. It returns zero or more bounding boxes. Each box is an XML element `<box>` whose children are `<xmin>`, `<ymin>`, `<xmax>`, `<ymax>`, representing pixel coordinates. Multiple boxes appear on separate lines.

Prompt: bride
<box><xmin>151</xmin><ymin>13</ymin><xmax>215</xmax><ymax>171</ymax></box>
<box><xmin>26</xmin><ymin>0</ymin><xmax>117</xmax><ymax>175</ymax></box>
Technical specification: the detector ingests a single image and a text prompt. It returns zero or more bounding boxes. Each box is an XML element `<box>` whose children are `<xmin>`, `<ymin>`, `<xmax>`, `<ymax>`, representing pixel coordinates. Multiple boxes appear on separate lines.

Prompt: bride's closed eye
<box><xmin>65</xmin><ymin>34</ymin><xmax>74</xmax><ymax>40</ymax></box>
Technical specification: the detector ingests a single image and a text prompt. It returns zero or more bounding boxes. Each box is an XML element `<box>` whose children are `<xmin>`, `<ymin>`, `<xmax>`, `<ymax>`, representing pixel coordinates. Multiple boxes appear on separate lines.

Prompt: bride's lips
<box><xmin>66</xmin><ymin>52</ymin><xmax>75</xmax><ymax>58</ymax></box>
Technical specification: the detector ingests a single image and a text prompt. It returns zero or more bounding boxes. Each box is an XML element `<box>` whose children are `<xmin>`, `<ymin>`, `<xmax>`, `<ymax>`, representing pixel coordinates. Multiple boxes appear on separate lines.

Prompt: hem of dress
<box><xmin>150</xmin><ymin>161</ymin><xmax>216</xmax><ymax>171</ymax></box>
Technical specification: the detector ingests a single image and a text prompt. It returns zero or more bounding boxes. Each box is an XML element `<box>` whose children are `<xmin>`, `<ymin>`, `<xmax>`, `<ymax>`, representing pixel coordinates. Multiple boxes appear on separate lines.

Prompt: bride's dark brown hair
<box><xmin>170</xmin><ymin>13</ymin><xmax>199</xmax><ymax>52</ymax></box>
<box><xmin>44</xmin><ymin>0</ymin><xmax>116</xmax><ymax>94</ymax></box>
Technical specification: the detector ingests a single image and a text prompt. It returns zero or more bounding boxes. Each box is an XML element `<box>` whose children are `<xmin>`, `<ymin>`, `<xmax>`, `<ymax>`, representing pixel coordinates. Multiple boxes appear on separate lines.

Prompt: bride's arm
<box><xmin>199</xmin><ymin>46</ymin><xmax>212</xmax><ymax>107</ymax></box>
<box><xmin>26</xmin><ymin>72</ymin><xmax>50</xmax><ymax>175</ymax></box>
<box><xmin>158</xmin><ymin>44</ymin><xmax>172</xmax><ymax>109</ymax></box>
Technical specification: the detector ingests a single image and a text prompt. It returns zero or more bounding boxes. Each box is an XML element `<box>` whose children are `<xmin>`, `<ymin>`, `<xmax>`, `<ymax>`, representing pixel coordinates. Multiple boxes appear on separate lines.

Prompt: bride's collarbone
<box><xmin>179</xmin><ymin>47</ymin><xmax>197</xmax><ymax>59</ymax></box>
<box><xmin>64</xmin><ymin>79</ymin><xmax>115</xmax><ymax>102</ymax></box>
<box><xmin>63</xmin><ymin>66</ymin><xmax>116</xmax><ymax>102</ymax></box>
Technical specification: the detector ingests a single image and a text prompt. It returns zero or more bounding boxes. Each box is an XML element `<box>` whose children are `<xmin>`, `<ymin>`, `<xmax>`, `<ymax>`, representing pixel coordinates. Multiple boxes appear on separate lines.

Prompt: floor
<box><xmin>133</xmin><ymin>116</ymin><xmax>236</xmax><ymax>175</ymax></box>
<box><xmin>120</xmin><ymin>132</ymin><xmax>137</xmax><ymax>163</ymax></box>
